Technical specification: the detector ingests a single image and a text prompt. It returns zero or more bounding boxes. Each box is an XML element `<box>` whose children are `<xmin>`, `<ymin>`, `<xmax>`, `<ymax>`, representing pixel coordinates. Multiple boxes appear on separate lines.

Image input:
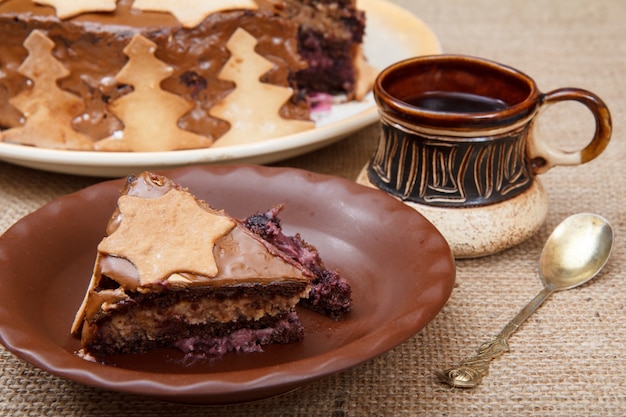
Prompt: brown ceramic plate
<box><xmin>0</xmin><ymin>165</ymin><xmax>455</xmax><ymax>405</ymax></box>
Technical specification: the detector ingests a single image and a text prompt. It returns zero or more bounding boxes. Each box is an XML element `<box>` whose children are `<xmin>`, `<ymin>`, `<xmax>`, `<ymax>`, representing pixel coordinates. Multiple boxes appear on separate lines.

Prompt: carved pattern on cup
<box><xmin>371</xmin><ymin>124</ymin><xmax>396</xmax><ymax>184</ymax></box>
<box><xmin>370</xmin><ymin>124</ymin><xmax>532</xmax><ymax>206</ymax></box>
<box><xmin>427</xmin><ymin>141</ymin><xmax>466</xmax><ymax>202</ymax></box>
<box><xmin>500</xmin><ymin>131</ymin><xmax>532</xmax><ymax>195</ymax></box>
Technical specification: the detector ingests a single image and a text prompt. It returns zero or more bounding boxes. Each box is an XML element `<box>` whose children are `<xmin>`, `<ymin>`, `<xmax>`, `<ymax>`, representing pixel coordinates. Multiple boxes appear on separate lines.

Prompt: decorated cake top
<box><xmin>0</xmin><ymin>0</ymin><xmax>368</xmax><ymax>153</ymax></box>
<box><xmin>0</xmin><ymin>3</ymin><xmax>314</xmax><ymax>151</ymax></box>
<box><xmin>99</xmin><ymin>172</ymin><xmax>311</xmax><ymax>289</ymax></box>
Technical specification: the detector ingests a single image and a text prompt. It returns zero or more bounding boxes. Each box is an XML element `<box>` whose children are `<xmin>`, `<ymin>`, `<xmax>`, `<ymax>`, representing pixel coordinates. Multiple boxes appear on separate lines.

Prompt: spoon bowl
<box><xmin>540</xmin><ymin>213</ymin><xmax>614</xmax><ymax>291</ymax></box>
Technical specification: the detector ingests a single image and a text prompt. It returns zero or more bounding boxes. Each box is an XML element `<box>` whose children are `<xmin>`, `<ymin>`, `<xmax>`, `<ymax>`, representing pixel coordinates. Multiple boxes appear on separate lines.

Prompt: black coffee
<box><xmin>403</xmin><ymin>91</ymin><xmax>508</xmax><ymax>113</ymax></box>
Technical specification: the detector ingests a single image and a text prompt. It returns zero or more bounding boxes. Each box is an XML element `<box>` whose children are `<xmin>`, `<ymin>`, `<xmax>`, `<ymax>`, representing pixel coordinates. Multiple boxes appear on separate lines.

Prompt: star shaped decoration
<box><xmin>132</xmin><ymin>0</ymin><xmax>258</xmax><ymax>28</ymax></box>
<box><xmin>98</xmin><ymin>189</ymin><xmax>235</xmax><ymax>286</ymax></box>
<box><xmin>34</xmin><ymin>0</ymin><xmax>117</xmax><ymax>19</ymax></box>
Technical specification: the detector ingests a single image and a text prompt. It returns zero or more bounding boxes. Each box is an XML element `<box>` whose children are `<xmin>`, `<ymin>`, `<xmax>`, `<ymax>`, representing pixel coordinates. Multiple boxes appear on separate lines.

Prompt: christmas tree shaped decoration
<box><xmin>95</xmin><ymin>34</ymin><xmax>212</xmax><ymax>152</ymax></box>
<box><xmin>210</xmin><ymin>28</ymin><xmax>314</xmax><ymax>148</ymax></box>
<box><xmin>34</xmin><ymin>0</ymin><xmax>117</xmax><ymax>19</ymax></box>
<box><xmin>132</xmin><ymin>0</ymin><xmax>258</xmax><ymax>28</ymax></box>
<box><xmin>1</xmin><ymin>30</ymin><xmax>93</xmax><ymax>150</ymax></box>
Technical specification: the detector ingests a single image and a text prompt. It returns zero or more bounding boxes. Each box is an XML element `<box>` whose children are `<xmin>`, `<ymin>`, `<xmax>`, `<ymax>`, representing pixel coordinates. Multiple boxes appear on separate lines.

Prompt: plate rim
<box><xmin>0</xmin><ymin>165</ymin><xmax>455</xmax><ymax>404</ymax></box>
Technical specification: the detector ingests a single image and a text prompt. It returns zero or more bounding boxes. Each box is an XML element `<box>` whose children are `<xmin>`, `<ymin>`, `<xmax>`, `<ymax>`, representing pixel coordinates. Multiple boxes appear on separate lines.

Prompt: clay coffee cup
<box><xmin>358</xmin><ymin>54</ymin><xmax>612</xmax><ymax>258</ymax></box>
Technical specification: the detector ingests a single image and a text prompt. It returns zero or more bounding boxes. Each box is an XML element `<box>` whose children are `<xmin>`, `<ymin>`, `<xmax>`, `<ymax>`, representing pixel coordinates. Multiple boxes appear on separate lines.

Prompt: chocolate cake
<box><xmin>283</xmin><ymin>0</ymin><xmax>367</xmax><ymax>98</ymax></box>
<box><xmin>0</xmin><ymin>0</ymin><xmax>370</xmax><ymax>151</ymax></box>
<box><xmin>71</xmin><ymin>172</ymin><xmax>313</xmax><ymax>357</ymax></box>
<box><xmin>71</xmin><ymin>171</ymin><xmax>352</xmax><ymax>358</ymax></box>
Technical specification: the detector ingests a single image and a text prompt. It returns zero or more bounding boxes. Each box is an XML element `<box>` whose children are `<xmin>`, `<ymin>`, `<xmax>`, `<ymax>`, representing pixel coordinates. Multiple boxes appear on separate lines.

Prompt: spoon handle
<box><xmin>437</xmin><ymin>286</ymin><xmax>554</xmax><ymax>388</ymax></box>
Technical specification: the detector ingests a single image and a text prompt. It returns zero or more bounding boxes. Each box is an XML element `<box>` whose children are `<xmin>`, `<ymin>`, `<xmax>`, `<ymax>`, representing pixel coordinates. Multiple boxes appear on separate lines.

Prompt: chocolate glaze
<box><xmin>98</xmin><ymin>172</ymin><xmax>311</xmax><ymax>291</ymax></box>
<box><xmin>0</xmin><ymin>0</ymin><xmax>312</xmax><ymax>142</ymax></box>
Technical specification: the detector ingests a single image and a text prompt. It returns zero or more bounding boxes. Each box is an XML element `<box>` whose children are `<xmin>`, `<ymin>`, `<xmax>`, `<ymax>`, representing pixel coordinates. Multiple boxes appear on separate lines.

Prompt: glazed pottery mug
<box><xmin>357</xmin><ymin>54</ymin><xmax>612</xmax><ymax>258</ymax></box>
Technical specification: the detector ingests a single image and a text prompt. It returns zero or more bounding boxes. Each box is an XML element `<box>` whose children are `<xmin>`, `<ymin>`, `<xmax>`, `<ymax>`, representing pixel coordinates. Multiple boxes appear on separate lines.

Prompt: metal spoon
<box><xmin>437</xmin><ymin>213</ymin><xmax>614</xmax><ymax>388</ymax></box>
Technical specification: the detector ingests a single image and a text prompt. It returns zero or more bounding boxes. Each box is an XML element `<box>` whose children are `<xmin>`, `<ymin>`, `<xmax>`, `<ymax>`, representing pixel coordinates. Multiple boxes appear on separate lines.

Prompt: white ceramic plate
<box><xmin>0</xmin><ymin>0</ymin><xmax>441</xmax><ymax>177</ymax></box>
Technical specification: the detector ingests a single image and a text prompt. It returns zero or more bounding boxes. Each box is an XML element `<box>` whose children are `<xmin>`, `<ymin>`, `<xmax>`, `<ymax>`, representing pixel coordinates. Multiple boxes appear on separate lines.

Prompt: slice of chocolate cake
<box><xmin>244</xmin><ymin>205</ymin><xmax>352</xmax><ymax>320</ymax></box>
<box><xmin>71</xmin><ymin>172</ymin><xmax>312</xmax><ymax>357</ymax></box>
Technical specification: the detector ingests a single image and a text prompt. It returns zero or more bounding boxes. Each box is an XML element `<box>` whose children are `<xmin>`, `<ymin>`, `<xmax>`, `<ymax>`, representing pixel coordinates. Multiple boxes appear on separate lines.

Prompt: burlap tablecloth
<box><xmin>1</xmin><ymin>0</ymin><xmax>624</xmax><ymax>415</ymax></box>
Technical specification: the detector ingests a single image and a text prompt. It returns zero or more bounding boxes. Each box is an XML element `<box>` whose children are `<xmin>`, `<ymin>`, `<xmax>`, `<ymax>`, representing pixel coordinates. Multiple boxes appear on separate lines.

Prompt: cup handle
<box><xmin>527</xmin><ymin>88</ymin><xmax>612</xmax><ymax>174</ymax></box>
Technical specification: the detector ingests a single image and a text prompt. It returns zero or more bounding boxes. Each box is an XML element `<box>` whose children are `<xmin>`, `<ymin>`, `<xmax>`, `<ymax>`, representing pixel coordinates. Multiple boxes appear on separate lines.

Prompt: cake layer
<box><xmin>80</xmin><ymin>283</ymin><xmax>307</xmax><ymax>356</ymax></box>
